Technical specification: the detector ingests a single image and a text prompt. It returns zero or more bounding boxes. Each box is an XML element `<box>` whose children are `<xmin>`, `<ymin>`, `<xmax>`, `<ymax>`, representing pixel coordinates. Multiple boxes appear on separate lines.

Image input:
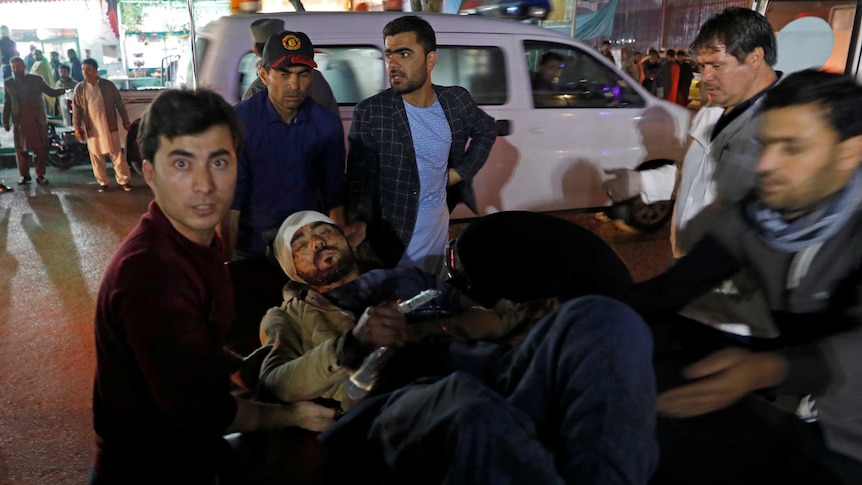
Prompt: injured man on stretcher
<box><xmin>238</xmin><ymin>210</ymin><xmax>658</xmax><ymax>485</ymax></box>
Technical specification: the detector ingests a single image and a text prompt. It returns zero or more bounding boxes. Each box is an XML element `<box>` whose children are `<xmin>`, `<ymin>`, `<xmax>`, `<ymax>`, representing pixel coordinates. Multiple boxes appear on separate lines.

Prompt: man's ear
<box><xmin>837</xmin><ymin>134</ymin><xmax>862</xmax><ymax>171</ymax></box>
<box><xmin>746</xmin><ymin>47</ymin><xmax>764</xmax><ymax>69</ymax></box>
<box><xmin>427</xmin><ymin>50</ymin><xmax>437</xmax><ymax>73</ymax></box>
<box><xmin>344</xmin><ymin>222</ymin><xmax>366</xmax><ymax>249</ymax></box>
<box><xmin>142</xmin><ymin>159</ymin><xmax>155</xmax><ymax>187</ymax></box>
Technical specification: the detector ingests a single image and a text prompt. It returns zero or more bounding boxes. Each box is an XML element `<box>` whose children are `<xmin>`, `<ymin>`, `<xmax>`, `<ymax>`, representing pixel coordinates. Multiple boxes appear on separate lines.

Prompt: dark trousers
<box><xmin>368</xmin><ymin>296</ymin><xmax>658</xmax><ymax>484</ymax></box>
<box><xmin>16</xmin><ymin>145</ymin><xmax>47</xmax><ymax>179</ymax></box>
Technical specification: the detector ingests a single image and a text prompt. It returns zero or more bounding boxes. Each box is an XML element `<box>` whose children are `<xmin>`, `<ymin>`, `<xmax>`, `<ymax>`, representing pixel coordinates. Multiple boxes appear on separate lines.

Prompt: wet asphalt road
<box><xmin>0</xmin><ymin>164</ymin><xmax>669</xmax><ymax>485</ymax></box>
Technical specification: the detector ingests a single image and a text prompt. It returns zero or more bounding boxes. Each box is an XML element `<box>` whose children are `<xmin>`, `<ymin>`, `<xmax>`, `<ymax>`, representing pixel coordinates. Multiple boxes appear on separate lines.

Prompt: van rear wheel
<box><xmin>607</xmin><ymin>197</ymin><xmax>673</xmax><ymax>233</ymax></box>
<box><xmin>604</xmin><ymin>159</ymin><xmax>674</xmax><ymax>234</ymax></box>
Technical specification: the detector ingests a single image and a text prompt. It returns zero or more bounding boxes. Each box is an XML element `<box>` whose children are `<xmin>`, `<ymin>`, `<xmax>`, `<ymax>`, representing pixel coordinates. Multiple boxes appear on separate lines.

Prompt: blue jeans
<box><xmin>369</xmin><ymin>296</ymin><xmax>658</xmax><ymax>484</ymax></box>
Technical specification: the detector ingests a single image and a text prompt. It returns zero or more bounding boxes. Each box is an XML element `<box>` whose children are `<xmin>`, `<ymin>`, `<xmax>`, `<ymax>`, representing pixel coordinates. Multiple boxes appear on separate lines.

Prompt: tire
<box><xmin>46</xmin><ymin>147</ymin><xmax>79</xmax><ymax>170</ymax></box>
<box><xmin>604</xmin><ymin>160</ymin><xmax>675</xmax><ymax>234</ymax></box>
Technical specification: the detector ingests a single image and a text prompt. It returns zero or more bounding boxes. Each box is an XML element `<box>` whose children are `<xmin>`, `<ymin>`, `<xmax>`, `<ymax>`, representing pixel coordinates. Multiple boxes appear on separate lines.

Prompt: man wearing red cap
<box><xmin>225</xmin><ymin>31</ymin><xmax>346</xmax><ymax>322</ymax></box>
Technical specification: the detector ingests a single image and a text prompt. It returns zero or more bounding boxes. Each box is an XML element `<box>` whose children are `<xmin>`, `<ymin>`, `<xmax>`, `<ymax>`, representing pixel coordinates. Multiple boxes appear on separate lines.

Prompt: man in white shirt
<box><xmin>602</xmin><ymin>7</ymin><xmax>780</xmax><ymax>338</ymax></box>
<box><xmin>72</xmin><ymin>58</ymin><xmax>134</xmax><ymax>193</ymax></box>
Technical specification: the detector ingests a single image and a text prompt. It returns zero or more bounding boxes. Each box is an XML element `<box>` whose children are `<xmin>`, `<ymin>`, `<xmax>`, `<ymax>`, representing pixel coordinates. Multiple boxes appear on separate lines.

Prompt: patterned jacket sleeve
<box><xmin>345</xmin><ymin>99</ymin><xmax>379</xmax><ymax>224</ymax></box>
<box><xmin>449</xmin><ymin>86</ymin><xmax>496</xmax><ymax>181</ymax></box>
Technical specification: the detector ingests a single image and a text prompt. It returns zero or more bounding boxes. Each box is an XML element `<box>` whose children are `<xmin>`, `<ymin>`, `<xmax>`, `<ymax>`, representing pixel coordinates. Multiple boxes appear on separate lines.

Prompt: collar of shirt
<box><xmin>265</xmin><ymin>95</ymin><xmax>313</xmax><ymax>125</ymax></box>
<box><xmin>712</xmin><ymin>71</ymin><xmax>783</xmax><ymax>142</ymax></box>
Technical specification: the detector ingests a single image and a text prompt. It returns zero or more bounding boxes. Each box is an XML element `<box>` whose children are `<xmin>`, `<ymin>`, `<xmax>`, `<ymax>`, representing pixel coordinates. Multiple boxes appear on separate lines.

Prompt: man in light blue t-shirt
<box><xmin>346</xmin><ymin>15</ymin><xmax>496</xmax><ymax>275</ymax></box>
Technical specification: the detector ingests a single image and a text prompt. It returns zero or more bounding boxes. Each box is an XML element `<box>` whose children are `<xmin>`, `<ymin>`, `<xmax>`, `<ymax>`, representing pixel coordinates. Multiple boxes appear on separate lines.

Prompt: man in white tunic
<box><xmin>72</xmin><ymin>58</ymin><xmax>133</xmax><ymax>192</ymax></box>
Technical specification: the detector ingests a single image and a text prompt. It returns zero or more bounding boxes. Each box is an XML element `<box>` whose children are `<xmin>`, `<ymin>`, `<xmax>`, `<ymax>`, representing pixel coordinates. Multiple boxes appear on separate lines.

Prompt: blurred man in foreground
<box><xmin>627</xmin><ymin>69</ymin><xmax>862</xmax><ymax>485</ymax></box>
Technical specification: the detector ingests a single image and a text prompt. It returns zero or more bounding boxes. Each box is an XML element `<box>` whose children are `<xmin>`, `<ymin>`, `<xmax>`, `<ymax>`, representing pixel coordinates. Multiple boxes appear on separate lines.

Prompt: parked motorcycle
<box><xmin>46</xmin><ymin>93</ymin><xmax>88</xmax><ymax>170</ymax></box>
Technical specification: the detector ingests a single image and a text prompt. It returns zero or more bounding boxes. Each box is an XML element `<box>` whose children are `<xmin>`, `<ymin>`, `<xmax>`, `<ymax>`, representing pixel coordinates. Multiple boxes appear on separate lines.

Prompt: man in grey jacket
<box><xmin>73</xmin><ymin>58</ymin><xmax>133</xmax><ymax>192</ymax></box>
<box><xmin>604</xmin><ymin>7</ymin><xmax>782</xmax><ymax>339</ymax></box>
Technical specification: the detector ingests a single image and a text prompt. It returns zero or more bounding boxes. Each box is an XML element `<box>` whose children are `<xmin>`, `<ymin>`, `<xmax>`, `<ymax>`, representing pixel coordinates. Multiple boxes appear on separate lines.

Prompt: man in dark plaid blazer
<box><xmin>346</xmin><ymin>15</ymin><xmax>496</xmax><ymax>272</ymax></box>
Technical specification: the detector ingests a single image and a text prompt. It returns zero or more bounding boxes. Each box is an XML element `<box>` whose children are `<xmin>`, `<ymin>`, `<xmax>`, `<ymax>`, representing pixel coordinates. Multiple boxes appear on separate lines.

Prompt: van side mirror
<box><xmin>496</xmin><ymin>119</ymin><xmax>511</xmax><ymax>137</ymax></box>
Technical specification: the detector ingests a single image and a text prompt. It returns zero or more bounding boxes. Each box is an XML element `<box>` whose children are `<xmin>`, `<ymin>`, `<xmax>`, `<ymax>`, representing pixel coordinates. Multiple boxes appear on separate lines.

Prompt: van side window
<box><xmin>238</xmin><ymin>52</ymin><xmax>259</xmax><ymax>100</ymax></box>
<box><xmin>435</xmin><ymin>46</ymin><xmax>507</xmax><ymax>105</ymax></box>
<box><xmin>315</xmin><ymin>46</ymin><xmax>384</xmax><ymax>105</ymax></box>
<box><xmin>524</xmin><ymin>41</ymin><xmax>645</xmax><ymax>109</ymax></box>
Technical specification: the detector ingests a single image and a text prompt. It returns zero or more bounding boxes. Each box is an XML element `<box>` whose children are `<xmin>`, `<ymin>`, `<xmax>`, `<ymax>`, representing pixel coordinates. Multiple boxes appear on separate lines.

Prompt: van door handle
<box><xmin>495</xmin><ymin>119</ymin><xmax>511</xmax><ymax>137</ymax></box>
<box><xmin>530</xmin><ymin>124</ymin><xmax>546</xmax><ymax>134</ymax></box>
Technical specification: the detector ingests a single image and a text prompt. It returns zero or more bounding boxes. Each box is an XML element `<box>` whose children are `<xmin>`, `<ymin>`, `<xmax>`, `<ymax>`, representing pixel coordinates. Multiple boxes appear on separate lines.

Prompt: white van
<box><xmin>188</xmin><ymin>12</ymin><xmax>691</xmax><ymax>231</ymax></box>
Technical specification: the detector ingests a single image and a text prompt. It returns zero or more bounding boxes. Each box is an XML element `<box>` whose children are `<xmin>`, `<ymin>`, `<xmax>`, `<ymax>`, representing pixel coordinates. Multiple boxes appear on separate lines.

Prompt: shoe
<box><xmin>98</xmin><ymin>184</ymin><xmax>108</xmax><ymax>193</ymax></box>
<box><xmin>18</xmin><ymin>177</ymin><xmax>31</xmax><ymax>185</ymax></box>
<box><xmin>36</xmin><ymin>176</ymin><xmax>48</xmax><ymax>185</ymax></box>
<box><xmin>121</xmin><ymin>183</ymin><xmax>132</xmax><ymax>192</ymax></box>
<box><xmin>0</xmin><ymin>182</ymin><xmax>12</xmax><ymax>193</ymax></box>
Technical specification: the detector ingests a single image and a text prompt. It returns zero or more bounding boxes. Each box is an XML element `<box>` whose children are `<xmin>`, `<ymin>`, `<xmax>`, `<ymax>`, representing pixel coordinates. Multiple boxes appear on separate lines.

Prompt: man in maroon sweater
<box><xmin>89</xmin><ymin>88</ymin><xmax>334</xmax><ymax>485</ymax></box>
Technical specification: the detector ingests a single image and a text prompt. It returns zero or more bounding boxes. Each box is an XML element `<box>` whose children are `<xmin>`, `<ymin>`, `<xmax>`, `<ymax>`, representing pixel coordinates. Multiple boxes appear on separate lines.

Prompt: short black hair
<box><xmin>690</xmin><ymin>7</ymin><xmax>776</xmax><ymax>66</ymax></box>
<box><xmin>383</xmin><ymin>15</ymin><xmax>436</xmax><ymax>55</ymax></box>
<box><xmin>82</xmin><ymin>58</ymin><xmax>98</xmax><ymax>69</ymax></box>
<box><xmin>58</xmin><ymin>64</ymin><xmax>70</xmax><ymax>71</ymax></box>
<box><xmin>760</xmin><ymin>69</ymin><xmax>862</xmax><ymax>142</ymax></box>
<box><xmin>539</xmin><ymin>51</ymin><xmax>564</xmax><ymax>65</ymax></box>
<box><xmin>138</xmin><ymin>88</ymin><xmax>243</xmax><ymax>163</ymax></box>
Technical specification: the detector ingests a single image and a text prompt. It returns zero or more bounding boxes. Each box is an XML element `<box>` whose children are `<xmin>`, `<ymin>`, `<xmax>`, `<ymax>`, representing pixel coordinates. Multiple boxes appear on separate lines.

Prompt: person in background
<box><xmin>23</xmin><ymin>43</ymin><xmax>35</xmax><ymax>71</ymax></box>
<box><xmin>88</xmin><ymin>88</ymin><xmax>334</xmax><ymax>485</ymax></box>
<box><xmin>67</xmin><ymin>48</ymin><xmax>82</xmax><ymax>81</ymax></box>
<box><xmin>531</xmin><ymin>51</ymin><xmax>563</xmax><ymax>91</ymax></box>
<box><xmin>676</xmin><ymin>49</ymin><xmax>696</xmax><ymax>107</ymax></box>
<box><xmin>623</xmin><ymin>51</ymin><xmax>644</xmax><ymax>84</ymax></box>
<box><xmin>346</xmin><ymin>15</ymin><xmax>496</xmax><ymax>274</ymax></box>
<box><xmin>0</xmin><ymin>25</ymin><xmax>17</xmax><ymax>79</ymax></box>
<box><xmin>3</xmin><ymin>56</ymin><xmax>65</xmax><ymax>185</ymax></box>
<box><xmin>29</xmin><ymin>49</ymin><xmax>56</xmax><ymax>116</ymax></box>
<box><xmin>641</xmin><ymin>47</ymin><xmax>662</xmax><ymax>95</ymax></box>
<box><xmin>241</xmin><ymin>17</ymin><xmax>339</xmax><ymax>115</ymax></box>
<box><xmin>657</xmin><ymin>48</ymin><xmax>679</xmax><ymax>102</ymax></box>
<box><xmin>72</xmin><ymin>58</ymin><xmax>134</xmax><ymax>193</ymax></box>
<box><xmin>600</xmin><ymin>39</ymin><xmax>615</xmax><ymax>64</ymax></box>
<box><xmin>49</xmin><ymin>51</ymin><xmax>60</xmax><ymax>80</ymax></box>
<box><xmin>55</xmin><ymin>64</ymin><xmax>76</xmax><ymax>90</ymax></box>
